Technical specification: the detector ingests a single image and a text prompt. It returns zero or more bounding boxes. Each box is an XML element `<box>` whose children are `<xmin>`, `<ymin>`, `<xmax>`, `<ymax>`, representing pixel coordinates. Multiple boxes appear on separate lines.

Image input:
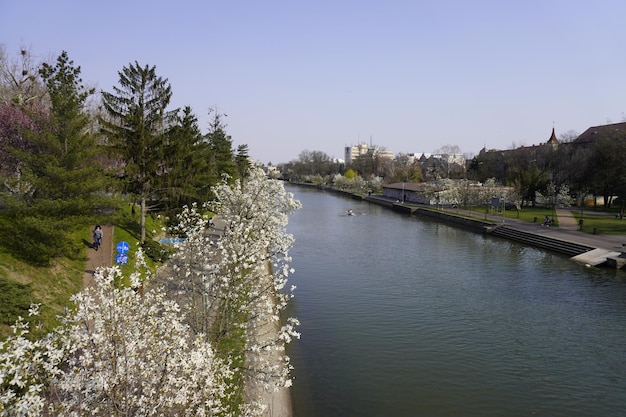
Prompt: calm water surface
<box><xmin>286</xmin><ymin>185</ymin><xmax>626</xmax><ymax>417</ymax></box>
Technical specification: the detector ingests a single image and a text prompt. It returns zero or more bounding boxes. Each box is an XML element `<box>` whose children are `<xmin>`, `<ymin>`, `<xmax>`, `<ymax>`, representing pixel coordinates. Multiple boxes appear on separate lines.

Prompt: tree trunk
<box><xmin>140</xmin><ymin>197</ymin><xmax>146</xmax><ymax>243</ymax></box>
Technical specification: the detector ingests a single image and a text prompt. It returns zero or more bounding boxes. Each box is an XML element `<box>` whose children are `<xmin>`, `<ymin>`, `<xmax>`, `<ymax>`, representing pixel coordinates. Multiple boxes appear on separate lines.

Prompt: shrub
<box><xmin>141</xmin><ymin>239</ymin><xmax>173</xmax><ymax>263</ymax></box>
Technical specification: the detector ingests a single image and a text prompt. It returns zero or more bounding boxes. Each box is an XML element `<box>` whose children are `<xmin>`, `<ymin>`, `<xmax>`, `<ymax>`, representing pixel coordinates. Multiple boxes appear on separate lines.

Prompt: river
<box><xmin>285</xmin><ymin>185</ymin><xmax>626</xmax><ymax>417</ymax></box>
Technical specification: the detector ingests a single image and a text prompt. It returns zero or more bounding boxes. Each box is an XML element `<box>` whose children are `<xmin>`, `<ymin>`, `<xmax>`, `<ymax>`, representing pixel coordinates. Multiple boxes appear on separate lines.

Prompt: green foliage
<box><xmin>507</xmin><ymin>165</ymin><xmax>548</xmax><ymax>207</ymax></box>
<box><xmin>235</xmin><ymin>143</ymin><xmax>251</xmax><ymax>179</ymax></box>
<box><xmin>0</xmin><ymin>208</ymin><xmax>84</xmax><ymax>266</ymax></box>
<box><xmin>108</xmin><ymin>204</ymin><xmax>169</xmax><ymax>282</ymax></box>
<box><xmin>100</xmin><ymin>61</ymin><xmax>177</xmax><ymax>242</ymax></box>
<box><xmin>586</xmin><ymin>136</ymin><xmax>626</xmax><ymax>209</ymax></box>
<box><xmin>159</xmin><ymin>106</ymin><xmax>215</xmax><ymax>213</ymax></box>
<box><xmin>206</xmin><ymin>111</ymin><xmax>238</xmax><ymax>183</ymax></box>
<box><xmin>0</xmin><ymin>278</ymin><xmax>35</xmax><ymax>331</ymax></box>
<box><xmin>213</xmin><ymin>320</ymin><xmax>246</xmax><ymax>414</ymax></box>
<box><xmin>344</xmin><ymin>168</ymin><xmax>357</xmax><ymax>179</ymax></box>
<box><xmin>141</xmin><ymin>239</ymin><xmax>173</xmax><ymax>263</ymax></box>
<box><xmin>389</xmin><ymin>165</ymin><xmax>423</xmax><ymax>183</ymax></box>
<box><xmin>0</xmin><ymin>51</ymin><xmax>109</xmax><ymax>266</ymax></box>
<box><xmin>28</xmin><ymin>51</ymin><xmax>104</xmax><ymax>207</ymax></box>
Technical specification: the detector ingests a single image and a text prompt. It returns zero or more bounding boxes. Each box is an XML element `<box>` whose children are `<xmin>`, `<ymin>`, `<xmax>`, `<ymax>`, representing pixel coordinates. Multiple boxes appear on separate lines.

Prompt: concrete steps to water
<box><xmin>489</xmin><ymin>225</ymin><xmax>594</xmax><ymax>257</ymax></box>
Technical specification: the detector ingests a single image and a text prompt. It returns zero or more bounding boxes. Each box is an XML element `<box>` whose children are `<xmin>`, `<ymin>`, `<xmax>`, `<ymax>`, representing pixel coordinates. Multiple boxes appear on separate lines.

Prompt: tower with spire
<box><xmin>546</xmin><ymin>127</ymin><xmax>559</xmax><ymax>149</ymax></box>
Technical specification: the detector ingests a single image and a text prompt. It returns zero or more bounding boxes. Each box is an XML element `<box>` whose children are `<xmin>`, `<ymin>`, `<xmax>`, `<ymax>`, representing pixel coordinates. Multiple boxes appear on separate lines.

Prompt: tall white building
<box><xmin>344</xmin><ymin>144</ymin><xmax>394</xmax><ymax>164</ymax></box>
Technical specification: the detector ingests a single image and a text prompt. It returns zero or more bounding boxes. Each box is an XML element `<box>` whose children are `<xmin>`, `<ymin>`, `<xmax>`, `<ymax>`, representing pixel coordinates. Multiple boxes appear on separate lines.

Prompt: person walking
<box><xmin>93</xmin><ymin>225</ymin><xmax>103</xmax><ymax>251</ymax></box>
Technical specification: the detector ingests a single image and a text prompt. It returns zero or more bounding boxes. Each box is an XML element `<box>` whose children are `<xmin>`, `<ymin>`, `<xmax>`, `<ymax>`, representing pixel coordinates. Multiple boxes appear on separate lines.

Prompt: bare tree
<box><xmin>558</xmin><ymin>130</ymin><xmax>579</xmax><ymax>143</ymax></box>
<box><xmin>0</xmin><ymin>45</ymin><xmax>46</xmax><ymax>106</ymax></box>
<box><xmin>434</xmin><ymin>144</ymin><xmax>462</xmax><ymax>155</ymax></box>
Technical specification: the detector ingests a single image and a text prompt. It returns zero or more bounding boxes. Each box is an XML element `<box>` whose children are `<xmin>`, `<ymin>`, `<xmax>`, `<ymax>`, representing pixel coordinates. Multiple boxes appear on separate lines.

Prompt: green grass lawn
<box><xmin>453</xmin><ymin>205</ymin><xmax>559</xmax><ymax>226</ymax></box>
<box><xmin>570</xmin><ymin>210</ymin><xmax>626</xmax><ymax>235</ymax></box>
<box><xmin>455</xmin><ymin>204</ymin><xmax>626</xmax><ymax>235</ymax></box>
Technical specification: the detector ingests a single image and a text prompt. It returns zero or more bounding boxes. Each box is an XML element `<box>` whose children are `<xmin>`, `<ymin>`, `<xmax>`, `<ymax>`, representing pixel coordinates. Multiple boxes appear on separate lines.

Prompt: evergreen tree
<box><xmin>206</xmin><ymin>110</ymin><xmax>237</xmax><ymax>183</ymax></box>
<box><xmin>161</xmin><ymin>106</ymin><xmax>213</xmax><ymax>211</ymax></box>
<box><xmin>34</xmin><ymin>51</ymin><xmax>103</xmax><ymax>206</ymax></box>
<box><xmin>235</xmin><ymin>143</ymin><xmax>251</xmax><ymax>178</ymax></box>
<box><xmin>1</xmin><ymin>51</ymin><xmax>104</xmax><ymax>265</ymax></box>
<box><xmin>100</xmin><ymin>62</ymin><xmax>176</xmax><ymax>243</ymax></box>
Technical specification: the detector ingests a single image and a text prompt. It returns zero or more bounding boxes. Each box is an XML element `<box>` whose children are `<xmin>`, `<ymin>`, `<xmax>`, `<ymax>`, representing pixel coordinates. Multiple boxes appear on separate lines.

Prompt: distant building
<box><xmin>573</xmin><ymin>122</ymin><xmax>626</xmax><ymax>146</ymax></box>
<box><xmin>344</xmin><ymin>144</ymin><xmax>368</xmax><ymax>164</ymax></box>
<box><xmin>344</xmin><ymin>144</ymin><xmax>394</xmax><ymax>164</ymax></box>
<box><xmin>382</xmin><ymin>182</ymin><xmax>432</xmax><ymax>204</ymax></box>
<box><xmin>383</xmin><ymin>181</ymin><xmax>514</xmax><ymax>207</ymax></box>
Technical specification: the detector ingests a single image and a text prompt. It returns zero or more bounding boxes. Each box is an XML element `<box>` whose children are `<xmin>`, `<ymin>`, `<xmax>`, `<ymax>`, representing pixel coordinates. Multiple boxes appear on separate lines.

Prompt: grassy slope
<box><xmin>0</xmin><ymin>205</ymin><xmax>167</xmax><ymax>340</ymax></box>
<box><xmin>0</xmin><ymin>232</ymin><xmax>85</xmax><ymax>339</ymax></box>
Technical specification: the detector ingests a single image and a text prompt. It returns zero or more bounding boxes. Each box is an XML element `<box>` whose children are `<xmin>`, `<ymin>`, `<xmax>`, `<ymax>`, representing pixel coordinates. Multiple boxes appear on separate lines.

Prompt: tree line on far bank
<box><xmin>0</xmin><ymin>46</ymin><xmax>251</xmax><ymax>265</ymax></box>
<box><xmin>279</xmin><ymin>131</ymin><xmax>626</xmax><ymax>216</ymax></box>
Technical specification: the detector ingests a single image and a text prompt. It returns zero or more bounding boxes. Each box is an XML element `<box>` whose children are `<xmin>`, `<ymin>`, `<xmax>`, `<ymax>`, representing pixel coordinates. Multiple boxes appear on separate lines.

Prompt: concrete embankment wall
<box><xmin>316</xmin><ymin>184</ymin><xmax>367</xmax><ymax>201</ymax></box>
<box><xmin>412</xmin><ymin>207</ymin><xmax>493</xmax><ymax>232</ymax></box>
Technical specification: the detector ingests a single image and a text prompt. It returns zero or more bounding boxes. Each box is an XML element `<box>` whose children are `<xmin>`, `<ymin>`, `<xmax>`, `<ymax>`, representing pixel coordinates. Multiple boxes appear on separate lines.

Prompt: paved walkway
<box><xmin>450</xmin><ymin>207</ymin><xmax>626</xmax><ymax>253</ymax></box>
<box><xmin>554</xmin><ymin>208</ymin><xmax>579</xmax><ymax>229</ymax></box>
<box><xmin>366</xmin><ymin>194</ymin><xmax>626</xmax><ymax>254</ymax></box>
<box><xmin>84</xmin><ymin>224</ymin><xmax>114</xmax><ymax>289</ymax></box>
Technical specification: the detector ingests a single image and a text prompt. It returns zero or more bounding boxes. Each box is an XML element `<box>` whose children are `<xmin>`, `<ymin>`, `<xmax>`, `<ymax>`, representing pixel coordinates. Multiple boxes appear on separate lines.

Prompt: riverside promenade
<box><xmin>472</xmin><ymin>207</ymin><xmax>626</xmax><ymax>252</ymax></box>
<box><xmin>363</xmin><ymin>192</ymin><xmax>626</xmax><ymax>266</ymax></box>
<box><xmin>437</xmin><ymin>206</ymin><xmax>626</xmax><ymax>267</ymax></box>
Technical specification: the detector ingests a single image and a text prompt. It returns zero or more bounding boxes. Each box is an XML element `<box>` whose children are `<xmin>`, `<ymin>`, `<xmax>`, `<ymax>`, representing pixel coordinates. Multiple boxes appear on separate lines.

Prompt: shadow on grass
<box><xmin>82</xmin><ymin>238</ymin><xmax>96</xmax><ymax>249</ymax></box>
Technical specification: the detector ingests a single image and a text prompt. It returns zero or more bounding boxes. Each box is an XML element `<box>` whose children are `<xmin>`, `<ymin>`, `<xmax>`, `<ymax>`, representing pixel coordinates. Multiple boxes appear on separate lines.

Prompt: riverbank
<box><xmin>200</xmin><ymin>218</ymin><xmax>294</xmax><ymax>417</ymax></box>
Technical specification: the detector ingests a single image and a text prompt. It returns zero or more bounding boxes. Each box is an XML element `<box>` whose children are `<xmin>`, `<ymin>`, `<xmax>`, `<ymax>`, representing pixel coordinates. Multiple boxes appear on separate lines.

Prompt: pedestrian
<box><xmin>93</xmin><ymin>225</ymin><xmax>103</xmax><ymax>250</ymax></box>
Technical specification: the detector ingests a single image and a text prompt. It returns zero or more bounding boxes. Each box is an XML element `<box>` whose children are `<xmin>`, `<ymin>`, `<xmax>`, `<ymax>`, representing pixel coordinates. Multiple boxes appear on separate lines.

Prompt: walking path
<box><xmin>449</xmin><ymin>207</ymin><xmax>626</xmax><ymax>253</ymax></box>
<box><xmin>554</xmin><ymin>208</ymin><xmax>579</xmax><ymax>229</ymax></box>
<box><xmin>83</xmin><ymin>225</ymin><xmax>113</xmax><ymax>289</ymax></box>
<box><xmin>366</xmin><ymin>193</ymin><xmax>626</xmax><ymax>254</ymax></box>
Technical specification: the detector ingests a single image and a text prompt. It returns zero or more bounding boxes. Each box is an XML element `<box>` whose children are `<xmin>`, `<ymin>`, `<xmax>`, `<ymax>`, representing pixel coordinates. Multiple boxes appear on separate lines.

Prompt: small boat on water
<box><xmin>340</xmin><ymin>209</ymin><xmax>364</xmax><ymax>216</ymax></box>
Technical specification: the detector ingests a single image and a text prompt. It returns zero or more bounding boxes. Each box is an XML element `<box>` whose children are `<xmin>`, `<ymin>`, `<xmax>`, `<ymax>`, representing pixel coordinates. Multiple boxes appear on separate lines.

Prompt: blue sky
<box><xmin>2</xmin><ymin>0</ymin><xmax>625</xmax><ymax>164</ymax></box>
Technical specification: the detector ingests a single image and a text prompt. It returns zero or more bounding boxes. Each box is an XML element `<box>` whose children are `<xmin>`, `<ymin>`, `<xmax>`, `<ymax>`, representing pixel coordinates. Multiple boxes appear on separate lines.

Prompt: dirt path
<box><xmin>83</xmin><ymin>224</ymin><xmax>114</xmax><ymax>289</ymax></box>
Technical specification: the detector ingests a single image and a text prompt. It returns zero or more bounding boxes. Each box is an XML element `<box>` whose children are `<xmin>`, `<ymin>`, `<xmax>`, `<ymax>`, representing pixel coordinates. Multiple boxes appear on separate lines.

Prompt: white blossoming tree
<box><xmin>1</xmin><ymin>264</ymin><xmax>236</xmax><ymax>417</ymax></box>
<box><xmin>164</xmin><ymin>166</ymin><xmax>302</xmax><ymax>409</ymax></box>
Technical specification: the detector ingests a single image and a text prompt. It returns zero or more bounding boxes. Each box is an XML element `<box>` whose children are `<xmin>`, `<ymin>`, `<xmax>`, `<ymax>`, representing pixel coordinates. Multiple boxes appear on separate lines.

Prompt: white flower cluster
<box><xmin>1</xmin><ymin>166</ymin><xmax>302</xmax><ymax>416</ymax></box>
<box><xmin>166</xmin><ymin>166</ymin><xmax>302</xmax><ymax>402</ymax></box>
<box><xmin>1</xmin><ymin>267</ymin><xmax>234</xmax><ymax>417</ymax></box>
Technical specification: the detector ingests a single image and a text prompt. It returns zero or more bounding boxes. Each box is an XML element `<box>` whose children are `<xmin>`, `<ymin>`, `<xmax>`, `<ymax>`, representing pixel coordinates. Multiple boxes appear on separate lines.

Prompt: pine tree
<box><xmin>33</xmin><ymin>51</ymin><xmax>103</xmax><ymax>207</ymax></box>
<box><xmin>160</xmin><ymin>106</ymin><xmax>214</xmax><ymax>211</ymax></box>
<box><xmin>206</xmin><ymin>110</ymin><xmax>237</xmax><ymax>183</ymax></box>
<box><xmin>100</xmin><ymin>62</ymin><xmax>177</xmax><ymax>243</ymax></box>
<box><xmin>235</xmin><ymin>143</ymin><xmax>252</xmax><ymax>178</ymax></box>
<box><xmin>1</xmin><ymin>51</ymin><xmax>104</xmax><ymax>265</ymax></box>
